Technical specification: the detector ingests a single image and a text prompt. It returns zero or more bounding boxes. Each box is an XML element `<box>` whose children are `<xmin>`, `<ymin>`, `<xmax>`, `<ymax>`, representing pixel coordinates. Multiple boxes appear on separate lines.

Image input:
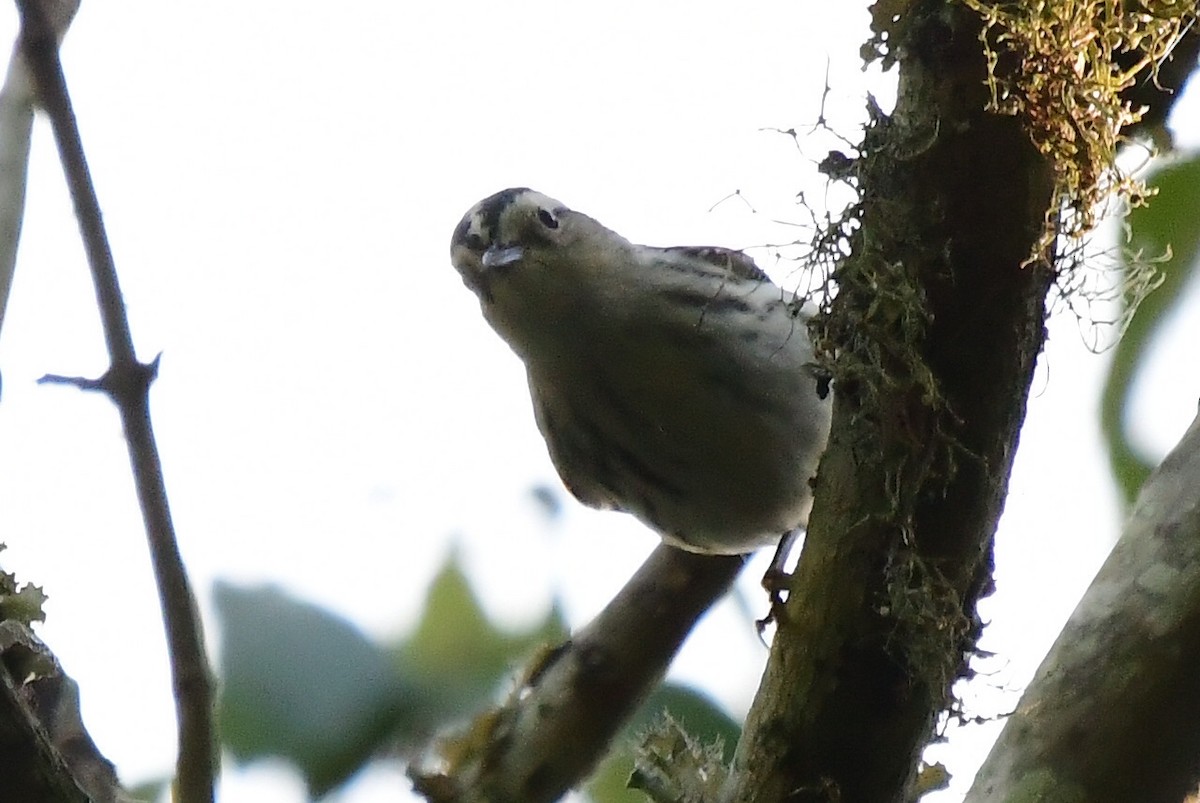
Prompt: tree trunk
<box><xmin>724</xmin><ymin>4</ymin><xmax>1056</xmax><ymax>800</ymax></box>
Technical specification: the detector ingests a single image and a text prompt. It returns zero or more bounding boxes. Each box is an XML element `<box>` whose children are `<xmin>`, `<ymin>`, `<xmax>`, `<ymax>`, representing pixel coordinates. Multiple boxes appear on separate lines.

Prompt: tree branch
<box><xmin>966</xmin><ymin>408</ymin><xmax>1200</xmax><ymax>803</ymax></box>
<box><xmin>0</xmin><ymin>628</ymin><xmax>92</xmax><ymax>803</ymax></box>
<box><xmin>13</xmin><ymin>3</ymin><xmax>216</xmax><ymax>801</ymax></box>
<box><xmin>411</xmin><ymin>545</ymin><xmax>745</xmax><ymax>803</ymax></box>
<box><xmin>0</xmin><ymin>621</ymin><xmax>130</xmax><ymax>803</ymax></box>
<box><xmin>724</xmin><ymin>4</ymin><xmax>1057</xmax><ymax>800</ymax></box>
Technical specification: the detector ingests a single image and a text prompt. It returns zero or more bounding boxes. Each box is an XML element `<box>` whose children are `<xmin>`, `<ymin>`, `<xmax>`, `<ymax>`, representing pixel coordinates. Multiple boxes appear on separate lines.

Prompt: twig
<box><xmin>14</xmin><ymin>3</ymin><xmax>216</xmax><ymax>802</ymax></box>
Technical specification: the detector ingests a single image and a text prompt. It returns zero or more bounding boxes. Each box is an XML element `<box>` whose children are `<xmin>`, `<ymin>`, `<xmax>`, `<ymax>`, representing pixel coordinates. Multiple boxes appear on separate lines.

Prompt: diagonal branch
<box><xmin>13</xmin><ymin>3</ymin><xmax>216</xmax><ymax>802</ymax></box>
<box><xmin>411</xmin><ymin>545</ymin><xmax>745</xmax><ymax>803</ymax></box>
<box><xmin>966</xmin><ymin>409</ymin><xmax>1200</xmax><ymax>803</ymax></box>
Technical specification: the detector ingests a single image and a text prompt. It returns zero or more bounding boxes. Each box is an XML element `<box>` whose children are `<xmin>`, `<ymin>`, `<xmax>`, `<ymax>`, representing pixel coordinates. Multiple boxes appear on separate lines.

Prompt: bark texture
<box><xmin>723</xmin><ymin>4</ymin><xmax>1056</xmax><ymax>801</ymax></box>
<box><xmin>967</xmin><ymin>411</ymin><xmax>1200</xmax><ymax>803</ymax></box>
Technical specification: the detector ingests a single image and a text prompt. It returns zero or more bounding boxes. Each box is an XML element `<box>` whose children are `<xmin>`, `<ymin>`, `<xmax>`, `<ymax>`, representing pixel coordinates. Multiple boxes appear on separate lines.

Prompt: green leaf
<box><xmin>124</xmin><ymin>776</ymin><xmax>170</xmax><ymax>803</ymax></box>
<box><xmin>216</xmin><ymin>582</ymin><xmax>411</xmax><ymax>795</ymax></box>
<box><xmin>398</xmin><ymin>549</ymin><xmax>567</xmax><ymax>722</ymax></box>
<box><xmin>1103</xmin><ymin>153</ymin><xmax>1200</xmax><ymax>503</ymax></box>
<box><xmin>215</xmin><ymin>550</ymin><xmax>567</xmax><ymax>796</ymax></box>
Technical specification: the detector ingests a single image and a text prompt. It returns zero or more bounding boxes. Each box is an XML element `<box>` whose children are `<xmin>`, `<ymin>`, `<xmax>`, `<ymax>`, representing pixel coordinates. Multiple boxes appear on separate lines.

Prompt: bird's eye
<box><xmin>537</xmin><ymin>208</ymin><xmax>559</xmax><ymax>230</ymax></box>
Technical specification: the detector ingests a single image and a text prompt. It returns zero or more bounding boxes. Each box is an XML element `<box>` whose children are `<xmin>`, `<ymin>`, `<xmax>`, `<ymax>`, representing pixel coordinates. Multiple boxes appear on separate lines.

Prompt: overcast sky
<box><xmin>0</xmin><ymin>3</ymin><xmax>1198</xmax><ymax>802</ymax></box>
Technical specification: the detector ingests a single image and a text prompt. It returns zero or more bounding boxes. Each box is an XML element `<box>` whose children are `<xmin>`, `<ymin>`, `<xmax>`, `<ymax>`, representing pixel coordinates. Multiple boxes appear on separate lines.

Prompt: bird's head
<box><xmin>451</xmin><ymin>188</ymin><xmax>583</xmax><ymax>303</ymax></box>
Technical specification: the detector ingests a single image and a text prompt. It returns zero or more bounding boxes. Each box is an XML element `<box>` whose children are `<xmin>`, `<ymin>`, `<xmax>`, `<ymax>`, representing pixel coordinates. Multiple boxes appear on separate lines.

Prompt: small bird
<box><xmin>450</xmin><ymin>188</ymin><xmax>832</xmax><ymax>555</ymax></box>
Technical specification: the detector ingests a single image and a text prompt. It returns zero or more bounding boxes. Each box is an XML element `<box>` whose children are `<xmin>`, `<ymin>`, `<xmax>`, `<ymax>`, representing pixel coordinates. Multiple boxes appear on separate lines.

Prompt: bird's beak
<box><xmin>482</xmin><ymin>244</ymin><xmax>525</xmax><ymax>269</ymax></box>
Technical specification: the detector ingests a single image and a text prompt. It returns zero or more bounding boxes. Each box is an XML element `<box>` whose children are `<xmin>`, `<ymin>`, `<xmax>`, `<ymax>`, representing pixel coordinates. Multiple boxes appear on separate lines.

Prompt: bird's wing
<box><xmin>655</xmin><ymin>245</ymin><xmax>771</xmax><ymax>283</ymax></box>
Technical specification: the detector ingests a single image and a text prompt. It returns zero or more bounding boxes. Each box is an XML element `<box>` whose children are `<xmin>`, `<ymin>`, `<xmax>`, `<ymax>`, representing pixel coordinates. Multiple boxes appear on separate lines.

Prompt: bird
<box><xmin>450</xmin><ymin>187</ymin><xmax>832</xmax><ymax>555</ymax></box>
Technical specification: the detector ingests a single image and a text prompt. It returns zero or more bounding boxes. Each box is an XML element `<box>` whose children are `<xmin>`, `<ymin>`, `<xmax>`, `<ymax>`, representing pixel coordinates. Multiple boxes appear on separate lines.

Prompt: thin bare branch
<box><xmin>13</xmin><ymin>2</ymin><xmax>216</xmax><ymax>801</ymax></box>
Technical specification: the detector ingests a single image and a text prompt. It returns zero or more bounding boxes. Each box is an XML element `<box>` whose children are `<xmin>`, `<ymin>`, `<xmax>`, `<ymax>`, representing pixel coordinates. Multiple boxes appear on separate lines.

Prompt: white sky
<box><xmin>0</xmin><ymin>2</ymin><xmax>1198</xmax><ymax>802</ymax></box>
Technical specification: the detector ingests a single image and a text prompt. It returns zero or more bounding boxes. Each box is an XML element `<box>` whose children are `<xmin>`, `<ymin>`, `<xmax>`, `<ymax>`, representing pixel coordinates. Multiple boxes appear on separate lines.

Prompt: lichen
<box><xmin>962</xmin><ymin>0</ymin><xmax>1194</xmax><ymax>330</ymax></box>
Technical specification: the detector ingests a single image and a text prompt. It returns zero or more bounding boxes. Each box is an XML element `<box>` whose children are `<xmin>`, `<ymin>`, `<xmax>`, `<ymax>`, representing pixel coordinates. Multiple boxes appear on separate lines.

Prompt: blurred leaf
<box><xmin>635</xmin><ymin>684</ymin><xmax>741</xmax><ymax>759</ymax></box>
<box><xmin>398</xmin><ymin>550</ymin><xmax>568</xmax><ymax>723</ymax></box>
<box><xmin>216</xmin><ymin>582</ymin><xmax>411</xmax><ymax>794</ymax></box>
<box><xmin>586</xmin><ymin>683</ymin><xmax>740</xmax><ymax>803</ymax></box>
<box><xmin>125</xmin><ymin>776</ymin><xmax>170</xmax><ymax>803</ymax></box>
<box><xmin>1104</xmin><ymin>153</ymin><xmax>1200</xmax><ymax>504</ymax></box>
<box><xmin>215</xmin><ymin>550</ymin><xmax>566</xmax><ymax>796</ymax></box>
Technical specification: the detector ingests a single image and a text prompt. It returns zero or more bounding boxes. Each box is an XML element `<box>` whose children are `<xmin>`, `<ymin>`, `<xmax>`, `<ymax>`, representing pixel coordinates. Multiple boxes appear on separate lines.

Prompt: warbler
<box><xmin>450</xmin><ymin>188</ymin><xmax>832</xmax><ymax>555</ymax></box>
